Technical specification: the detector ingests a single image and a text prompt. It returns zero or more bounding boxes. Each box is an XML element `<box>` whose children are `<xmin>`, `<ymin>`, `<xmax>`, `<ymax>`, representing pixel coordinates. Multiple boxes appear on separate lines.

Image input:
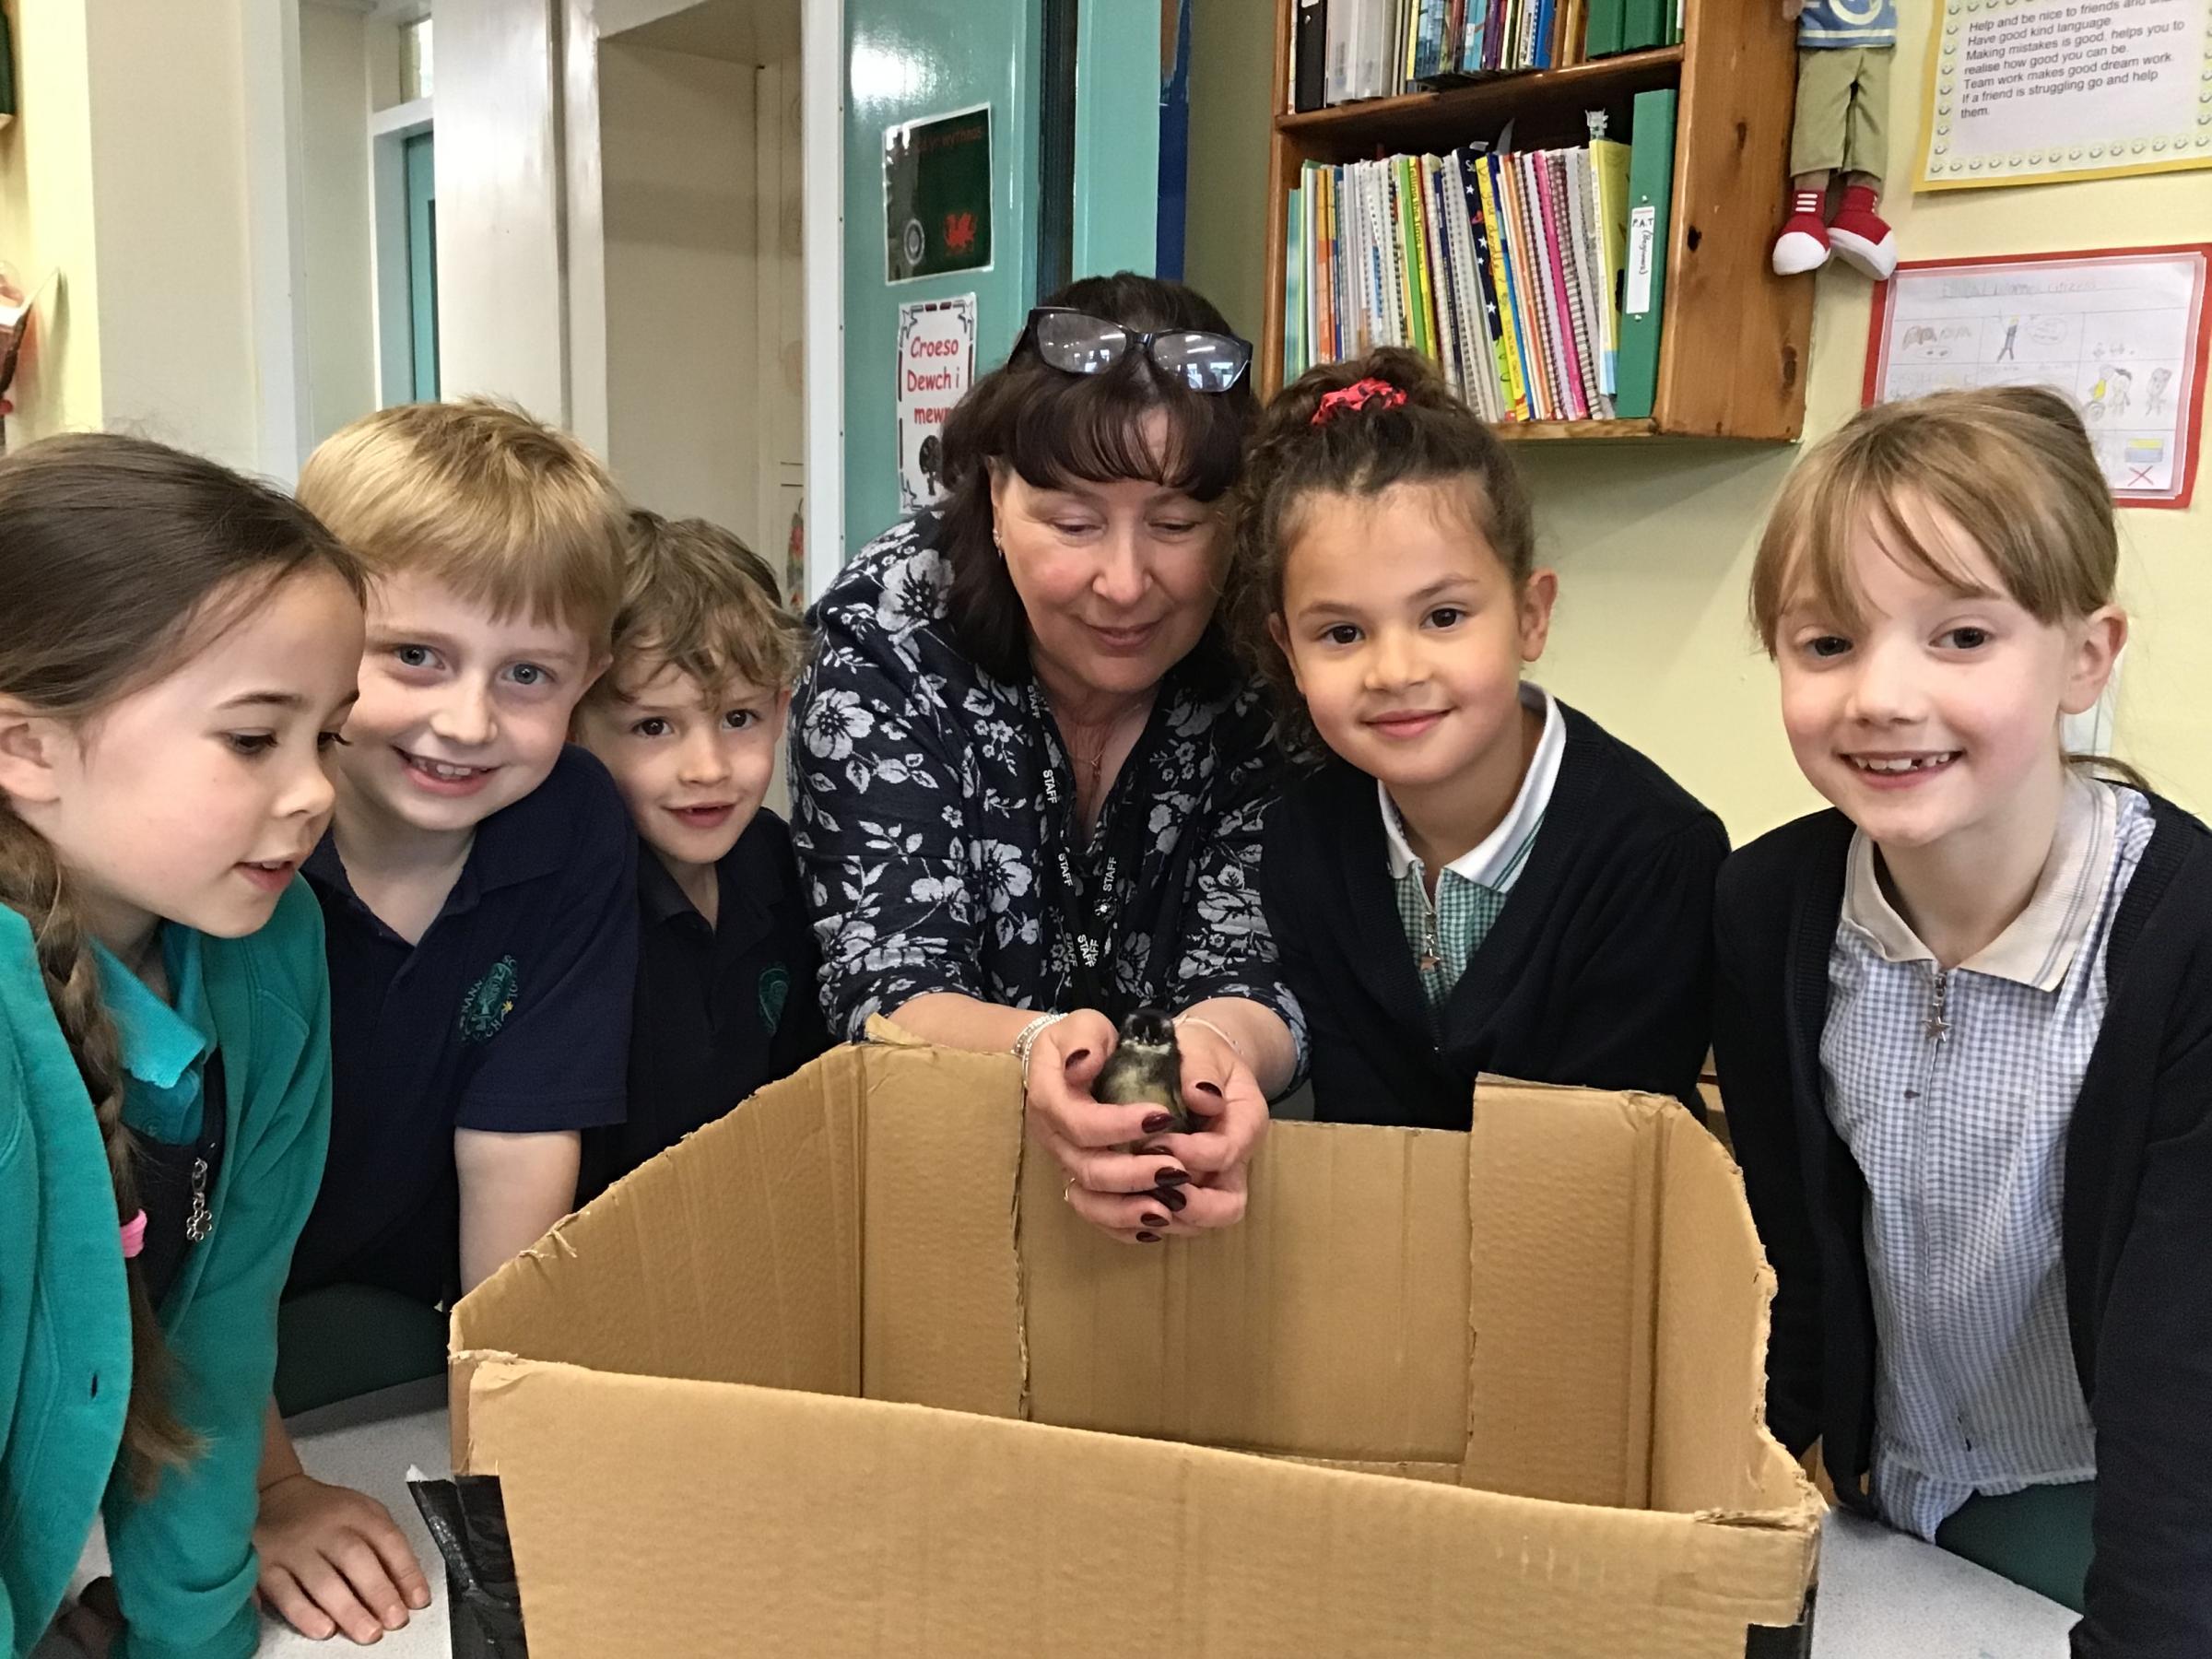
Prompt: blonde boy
<box><xmin>571</xmin><ymin>510</ymin><xmax>827</xmax><ymax>1200</ymax></box>
<box><xmin>256</xmin><ymin>400</ymin><xmax>639</xmax><ymax>1645</ymax></box>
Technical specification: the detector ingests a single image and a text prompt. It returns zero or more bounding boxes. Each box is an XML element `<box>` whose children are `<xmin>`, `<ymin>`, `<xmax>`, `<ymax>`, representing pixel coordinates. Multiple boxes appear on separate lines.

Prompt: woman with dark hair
<box><xmin>790</xmin><ymin>274</ymin><xmax>1299</xmax><ymax>1243</ymax></box>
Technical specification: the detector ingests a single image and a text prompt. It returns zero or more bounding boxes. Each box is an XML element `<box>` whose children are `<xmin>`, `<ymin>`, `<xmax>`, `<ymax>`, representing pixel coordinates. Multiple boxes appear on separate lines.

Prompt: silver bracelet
<box><xmin>1011</xmin><ymin>1011</ymin><xmax>1066</xmax><ymax>1084</ymax></box>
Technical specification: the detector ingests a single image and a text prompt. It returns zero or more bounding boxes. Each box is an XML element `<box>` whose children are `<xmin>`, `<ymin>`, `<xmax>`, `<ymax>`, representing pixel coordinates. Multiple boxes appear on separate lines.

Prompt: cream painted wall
<box><xmin>1182</xmin><ymin>0</ymin><xmax>1275</xmax><ymax>344</ymax></box>
<box><xmin>599</xmin><ymin>40</ymin><xmax>759</xmax><ymax>537</ymax></box>
<box><xmin>0</xmin><ymin>0</ymin><xmax>103</xmax><ymax>442</ymax></box>
<box><xmin>81</xmin><ymin>0</ymin><xmax>263</xmax><ymax>472</ymax></box>
<box><xmin>1184</xmin><ymin>0</ymin><xmax>2211</xmax><ymax>842</ymax></box>
<box><xmin>299</xmin><ymin>1</ymin><xmax>378</xmax><ymax>446</ymax></box>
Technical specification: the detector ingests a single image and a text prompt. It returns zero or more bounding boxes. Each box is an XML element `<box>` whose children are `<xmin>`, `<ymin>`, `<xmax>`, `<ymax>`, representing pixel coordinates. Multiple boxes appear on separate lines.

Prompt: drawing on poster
<box><xmin>1865</xmin><ymin>247</ymin><xmax>2209</xmax><ymax>508</ymax></box>
<box><xmin>1920</xmin><ymin>0</ymin><xmax>2212</xmax><ymax>190</ymax></box>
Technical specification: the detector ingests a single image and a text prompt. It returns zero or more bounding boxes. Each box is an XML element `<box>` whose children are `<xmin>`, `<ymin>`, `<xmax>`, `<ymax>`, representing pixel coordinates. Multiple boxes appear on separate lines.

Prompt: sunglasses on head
<box><xmin>1020</xmin><ymin>307</ymin><xmax>1253</xmax><ymax>394</ymax></box>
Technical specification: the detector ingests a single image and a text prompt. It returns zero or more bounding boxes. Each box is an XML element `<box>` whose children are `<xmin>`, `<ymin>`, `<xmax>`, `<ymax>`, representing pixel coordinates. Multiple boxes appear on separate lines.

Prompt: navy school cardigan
<box><xmin>1712</xmin><ymin>793</ymin><xmax>2212</xmax><ymax>1657</ymax></box>
<box><xmin>1261</xmin><ymin>700</ymin><xmax>1728</xmax><ymax>1128</ymax></box>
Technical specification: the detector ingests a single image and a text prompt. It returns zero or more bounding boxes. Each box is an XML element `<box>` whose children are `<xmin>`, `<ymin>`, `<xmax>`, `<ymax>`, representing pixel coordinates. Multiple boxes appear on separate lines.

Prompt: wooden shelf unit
<box><xmin>1261</xmin><ymin>0</ymin><xmax>1814</xmax><ymax>441</ymax></box>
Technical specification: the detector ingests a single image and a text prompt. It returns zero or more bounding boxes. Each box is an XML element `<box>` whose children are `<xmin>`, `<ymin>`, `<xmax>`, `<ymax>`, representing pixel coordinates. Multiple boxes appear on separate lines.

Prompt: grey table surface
<box><xmin>39</xmin><ymin>1379</ymin><xmax>2077</xmax><ymax>1657</ymax></box>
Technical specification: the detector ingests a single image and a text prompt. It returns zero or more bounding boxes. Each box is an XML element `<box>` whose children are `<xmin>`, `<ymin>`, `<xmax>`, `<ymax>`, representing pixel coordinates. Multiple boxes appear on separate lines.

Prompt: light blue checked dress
<box><xmin>1821</xmin><ymin>774</ymin><xmax>2153</xmax><ymax>1541</ymax></box>
<box><xmin>1383</xmin><ymin>684</ymin><xmax>1565</xmax><ymax>1029</ymax></box>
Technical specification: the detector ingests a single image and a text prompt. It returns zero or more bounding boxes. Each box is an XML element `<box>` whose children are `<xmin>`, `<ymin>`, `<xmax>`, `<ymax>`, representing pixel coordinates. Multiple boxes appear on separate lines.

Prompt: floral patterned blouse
<box><xmin>789</xmin><ymin>517</ymin><xmax>1305</xmax><ymax>1068</ymax></box>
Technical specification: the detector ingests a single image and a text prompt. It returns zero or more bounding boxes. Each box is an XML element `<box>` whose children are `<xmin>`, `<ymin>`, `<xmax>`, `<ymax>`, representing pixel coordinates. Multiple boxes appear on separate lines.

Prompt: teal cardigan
<box><xmin>1</xmin><ymin>881</ymin><xmax>333</xmax><ymax>1659</ymax></box>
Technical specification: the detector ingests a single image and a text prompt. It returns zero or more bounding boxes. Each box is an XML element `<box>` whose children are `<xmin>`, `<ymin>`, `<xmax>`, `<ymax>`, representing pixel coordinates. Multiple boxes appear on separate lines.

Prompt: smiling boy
<box><xmin>253</xmin><ymin>399</ymin><xmax>640</xmax><ymax>1646</ymax></box>
<box><xmin>571</xmin><ymin>511</ymin><xmax>828</xmax><ymax>1200</ymax></box>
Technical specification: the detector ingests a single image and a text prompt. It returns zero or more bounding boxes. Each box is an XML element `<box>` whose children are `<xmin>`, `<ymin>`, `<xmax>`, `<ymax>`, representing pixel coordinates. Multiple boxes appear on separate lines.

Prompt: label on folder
<box><xmin>1625</xmin><ymin>206</ymin><xmax>1658</xmax><ymax>317</ymax></box>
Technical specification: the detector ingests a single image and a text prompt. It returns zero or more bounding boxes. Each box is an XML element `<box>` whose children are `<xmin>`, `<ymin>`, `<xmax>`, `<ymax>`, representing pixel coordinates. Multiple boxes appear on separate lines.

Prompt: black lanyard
<box><xmin>1029</xmin><ymin>680</ymin><xmax>1133</xmax><ymax>1011</ymax></box>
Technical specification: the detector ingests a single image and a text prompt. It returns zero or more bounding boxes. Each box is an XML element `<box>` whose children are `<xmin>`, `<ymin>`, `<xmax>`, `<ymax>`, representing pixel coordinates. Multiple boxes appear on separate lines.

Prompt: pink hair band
<box><xmin>119</xmin><ymin>1209</ymin><xmax>148</xmax><ymax>1261</ymax></box>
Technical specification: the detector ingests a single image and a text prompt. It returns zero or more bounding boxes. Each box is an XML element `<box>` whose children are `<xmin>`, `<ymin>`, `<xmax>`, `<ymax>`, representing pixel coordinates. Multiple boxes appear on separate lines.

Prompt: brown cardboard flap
<box><xmin>1021</xmin><ymin>1116</ymin><xmax>1471</xmax><ymax>1464</ymax></box>
<box><xmin>1652</xmin><ymin>1111</ymin><xmax>1822</xmax><ymax>1518</ymax></box>
<box><xmin>857</xmin><ymin>1042</ymin><xmax>1027</xmax><ymax>1418</ymax></box>
<box><xmin>467</xmin><ymin>1356</ymin><xmax>1812</xmax><ymax>1658</ymax></box>
<box><xmin>451</xmin><ymin>1051</ymin><xmax>865</xmax><ymax>1402</ymax></box>
<box><xmin>1463</xmin><ymin>1078</ymin><xmax>1664</xmax><ymax>1508</ymax></box>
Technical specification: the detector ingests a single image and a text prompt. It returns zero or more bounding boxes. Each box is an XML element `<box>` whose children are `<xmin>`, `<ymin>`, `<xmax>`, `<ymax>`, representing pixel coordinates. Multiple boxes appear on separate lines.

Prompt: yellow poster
<box><xmin>1919</xmin><ymin>0</ymin><xmax>2212</xmax><ymax>189</ymax></box>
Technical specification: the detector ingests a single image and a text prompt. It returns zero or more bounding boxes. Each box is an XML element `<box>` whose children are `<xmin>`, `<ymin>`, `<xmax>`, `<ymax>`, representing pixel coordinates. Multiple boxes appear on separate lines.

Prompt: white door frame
<box><xmin>566</xmin><ymin>0</ymin><xmax>844</xmax><ymax>599</ymax></box>
<box><xmin>249</xmin><ymin>0</ymin><xmax>844</xmax><ymax>590</ymax></box>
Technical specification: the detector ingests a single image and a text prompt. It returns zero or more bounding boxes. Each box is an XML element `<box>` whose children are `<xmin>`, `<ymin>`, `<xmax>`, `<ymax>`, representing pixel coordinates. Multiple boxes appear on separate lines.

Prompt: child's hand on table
<box><xmin>254</xmin><ymin>1471</ymin><xmax>432</xmax><ymax>1643</ymax></box>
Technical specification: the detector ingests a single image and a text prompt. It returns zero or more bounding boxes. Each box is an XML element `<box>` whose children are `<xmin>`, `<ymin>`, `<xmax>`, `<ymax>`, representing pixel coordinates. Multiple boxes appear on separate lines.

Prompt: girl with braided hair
<box><xmin>0</xmin><ymin>433</ymin><xmax>364</xmax><ymax>1659</ymax></box>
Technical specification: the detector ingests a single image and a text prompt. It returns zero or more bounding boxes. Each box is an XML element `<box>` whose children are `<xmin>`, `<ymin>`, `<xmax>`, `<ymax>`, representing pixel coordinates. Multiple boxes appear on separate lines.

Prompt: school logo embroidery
<box><xmin>459</xmin><ymin>956</ymin><xmax>521</xmax><ymax>1044</ymax></box>
<box><xmin>758</xmin><ymin>966</ymin><xmax>792</xmax><ymax>1034</ymax></box>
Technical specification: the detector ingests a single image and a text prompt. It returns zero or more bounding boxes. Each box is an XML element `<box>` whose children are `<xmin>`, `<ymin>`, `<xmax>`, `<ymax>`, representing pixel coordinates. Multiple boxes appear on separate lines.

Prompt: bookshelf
<box><xmin>1262</xmin><ymin>0</ymin><xmax>1813</xmax><ymax>441</ymax></box>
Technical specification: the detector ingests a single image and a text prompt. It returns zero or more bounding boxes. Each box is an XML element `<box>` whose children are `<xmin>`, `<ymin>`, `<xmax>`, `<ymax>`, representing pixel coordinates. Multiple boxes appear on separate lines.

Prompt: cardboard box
<box><xmin>449</xmin><ymin>1038</ymin><xmax>1820</xmax><ymax>1657</ymax></box>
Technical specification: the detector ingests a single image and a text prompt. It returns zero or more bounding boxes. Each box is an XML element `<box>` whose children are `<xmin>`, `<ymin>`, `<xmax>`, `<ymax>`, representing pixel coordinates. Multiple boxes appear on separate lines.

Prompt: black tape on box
<box><xmin>408</xmin><ymin>1474</ymin><xmax>529</xmax><ymax>1658</ymax></box>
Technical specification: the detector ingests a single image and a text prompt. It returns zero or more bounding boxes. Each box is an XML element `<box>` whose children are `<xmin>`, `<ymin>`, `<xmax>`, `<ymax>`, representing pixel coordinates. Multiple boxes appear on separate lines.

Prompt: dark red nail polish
<box><xmin>1142</xmin><ymin>1211</ymin><xmax>1169</xmax><ymax>1228</ymax></box>
<box><xmin>1154</xmin><ymin>1169</ymin><xmax>1191</xmax><ymax>1187</ymax></box>
<box><xmin>1135</xmin><ymin>1230</ymin><xmax>1161</xmax><ymax>1243</ymax></box>
<box><xmin>1154</xmin><ymin>1186</ymin><xmax>1187</xmax><ymax>1213</ymax></box>
<box><xmin>1141</xmin><ymin>1112</ymin><xmax>1174</xmax><ymax>1133</ymax></box>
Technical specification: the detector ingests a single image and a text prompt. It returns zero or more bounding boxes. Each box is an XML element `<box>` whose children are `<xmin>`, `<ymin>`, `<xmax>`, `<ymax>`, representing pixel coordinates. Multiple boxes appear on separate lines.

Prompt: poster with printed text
<box><xmin>1919</xmin><ymin>0</ymin><xmax>2212</xmax><ymax>188</ymax></box>
<box><xmin>1865</xmin><ymin>246</ymin><xmax>2210</xmax><ymax>507</ymax></box>
<box><xmin>896</xmin><ymin>295</ymin><xmax>978</xmax><ymax>513</ymax></box>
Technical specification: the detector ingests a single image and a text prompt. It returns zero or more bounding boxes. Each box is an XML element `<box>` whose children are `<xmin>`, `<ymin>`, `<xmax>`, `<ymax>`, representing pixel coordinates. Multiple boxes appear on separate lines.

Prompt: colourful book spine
<box><xmin>1389</xmin><ymin>159</ymin><xmax>1414</xmax><ymax>350</ymax></box>
<box><xmin>1460</xmin><ymin>152</ymin><xmax>1523</xmax><ymax>420</ymax></box>
<box><xmin>1380</xmin><ymin>160</ymin><xmax>1416</xmax><ymax>349</ymax></box>
<box><xmin>1286</xmin><ymin>185</ymin><xmax>1305</xmax><ymax>381</ymax></box>
<box><xmin>1439</xmin><ymin>155</ymin><xmax>1498</xmax><ymax>419</ymax></box>
<box><xmin>1323</xmin><ymin>165</ymin><xmax>1342</xmax><ymax>362</ymax></box>
<box><xmin>1552</xmin><ymin>151</ymin><xmax>1606</xmax><ymax>418</ymax></box>
<box><xmin>1616</xmin><ymin>88</ymin><xmax>1676</xmax><ymax>420</ymax></box>
<box><xmin>1530</xmin><ymin>154</ymin><xmax>1588</xmax><ymax>418</ymax></box>
<box><xmin>1531</xmin><ymin>155</ymin><xmax>1580</xmax><ymax>414</ymax></box>
<box><xmin>1488</xmin><ymin>154</ymin><xmax>1549</xmax><ymax>419</ymax></box>
<box><xmin>1304</xmin><ymin>163</ymin><xmax>1325</xmax><ymax>370</ymax></box>
<box><xmin>1499</xmin><ymin>155</ymin><xmax>1556</xmax><ymax>419</ymax></box>
<box><xmin>1562</xmin><ymin>149</ymin><xmax>1612</xmax><ymax>415</ymax></box>
<box><xmin>1590</xmin><ymin>135</ymin><xmax>1630</xmax><ymax>393</ymax></box>
<box><xmin>1405</xmin><ymin>157</ymin><xmax>1438</xmax><ymax>360</ymax></box>
<box><xmin>1476</xmin><ymin>155</ymin><xmax>1534</xmax><ymax>421</ymax></box>
<box><xmin>1362</xmin><ymin>160</ymin><xmax>1380</xmax><ymax>356</ymax></box>
<box><xmin>1444</xmin><ymin>157</ymin><xmax>1500</xmax><ymax>418</ymax></box>
<box><xmin>1418</xmin><ymin>159</ymin><xmax>1458</xmax><ymax>395</ymax></box>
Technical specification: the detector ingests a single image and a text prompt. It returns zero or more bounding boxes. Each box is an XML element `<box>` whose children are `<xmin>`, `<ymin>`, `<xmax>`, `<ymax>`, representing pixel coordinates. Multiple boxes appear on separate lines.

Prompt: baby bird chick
<box><xmin>1092</xmin><ymin>1006</ymin><xmax>1192</xmax><ymax>1136</ymax></box>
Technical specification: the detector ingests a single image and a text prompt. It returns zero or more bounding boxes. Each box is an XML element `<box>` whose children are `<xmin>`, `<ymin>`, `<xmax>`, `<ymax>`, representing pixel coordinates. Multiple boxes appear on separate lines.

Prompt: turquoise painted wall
<box><xmin>840</xmin><ymin>0</ymin><xmax>1172</xmax><ymax>555</ymax></box>
<box><xmin>1073</xmin><ymin>4</ymin><xmax>1159</xmax><ymax>281</ymax></box>
<box><xmin>842</xmin><ymin>0</ymin><xmax>1042</xmax><ymax>550</ymax></box>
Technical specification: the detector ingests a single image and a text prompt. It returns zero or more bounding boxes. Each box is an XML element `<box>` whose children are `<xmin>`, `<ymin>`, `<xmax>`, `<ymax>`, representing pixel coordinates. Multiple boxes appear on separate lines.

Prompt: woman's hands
<box><xmin>1023</xmin><ymin>1008</ymin><xmax>1269</xmax><ymax>1242</ymax></box>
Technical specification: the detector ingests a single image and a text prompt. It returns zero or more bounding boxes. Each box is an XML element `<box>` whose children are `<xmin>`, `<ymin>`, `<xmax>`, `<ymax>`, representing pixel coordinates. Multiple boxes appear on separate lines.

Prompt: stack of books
<box><xmin>1290</xmin><ymin>0</ymin><xmax>1679</xmax><ymax>109</ymax></box>
<box><xmin>1281</xmin><ymin>90</ymin><xmax>1677</xmax><ymax>423</ymax></box>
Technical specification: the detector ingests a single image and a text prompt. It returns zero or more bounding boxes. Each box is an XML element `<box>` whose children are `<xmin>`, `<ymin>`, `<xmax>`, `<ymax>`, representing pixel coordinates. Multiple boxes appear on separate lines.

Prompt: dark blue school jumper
<box><xmin>288</xmin><ymin>745</ymin><xmax>639</xmax><ymax>1310</ymax></box>
<box><xmin>578</xmin><ymin>809</ymin><xmax>832</xmax><ymax>1203</ymax></box>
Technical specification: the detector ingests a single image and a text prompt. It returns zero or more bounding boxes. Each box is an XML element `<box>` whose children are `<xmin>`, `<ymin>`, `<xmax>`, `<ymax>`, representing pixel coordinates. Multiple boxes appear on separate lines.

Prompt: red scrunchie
<box><xmin>1311</xmin><ymin>377</ymin><xmax>1409</xmax><ymax>426</ymax></box>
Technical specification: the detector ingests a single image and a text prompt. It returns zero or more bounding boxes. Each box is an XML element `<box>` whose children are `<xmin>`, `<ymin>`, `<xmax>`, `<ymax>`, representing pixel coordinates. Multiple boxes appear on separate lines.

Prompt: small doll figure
<box><xmin>1771</xmin><ymin>0</ymin><xmax>1899</xmax><ymax>280</ymax></box>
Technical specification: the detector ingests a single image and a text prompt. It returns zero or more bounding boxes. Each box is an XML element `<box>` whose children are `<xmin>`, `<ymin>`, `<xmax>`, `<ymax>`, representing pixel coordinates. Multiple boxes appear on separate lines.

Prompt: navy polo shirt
<box><xmin>578</xmin><ymin>810</ymin><xmax>832</xmax><ymax>1203</ymax></box>
<box><xmin>288</xmin><ymin>745</ymin><xmax>640</xmax><ymax>1307</ymax></box>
